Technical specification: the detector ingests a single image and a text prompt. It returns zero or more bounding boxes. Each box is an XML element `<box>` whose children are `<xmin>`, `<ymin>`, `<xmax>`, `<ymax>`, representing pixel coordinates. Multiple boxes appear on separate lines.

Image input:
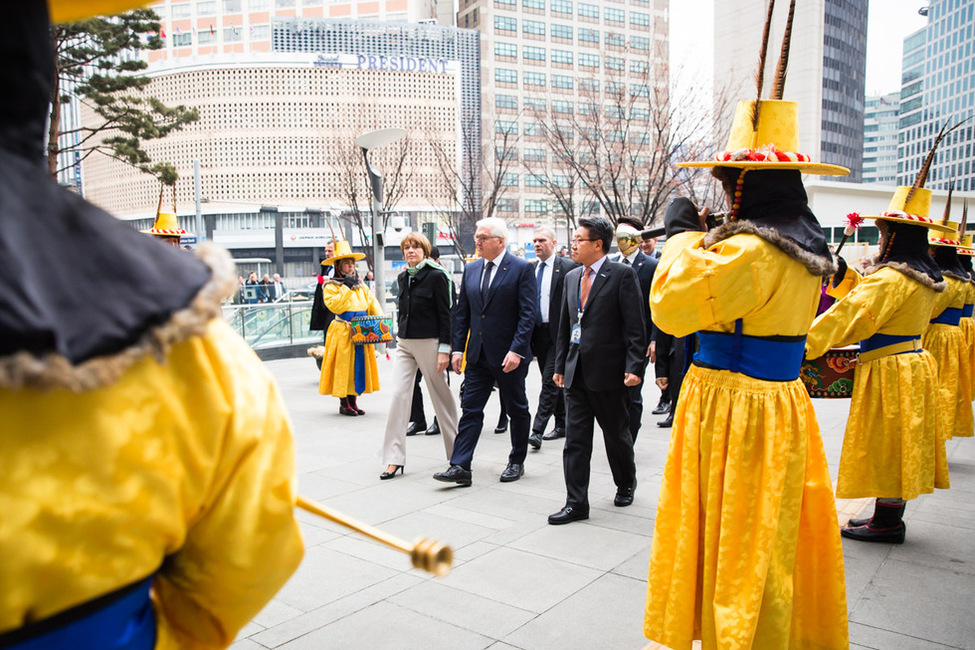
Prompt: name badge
<box><xmin>570</xmin><ymin>323</ymin><xmax>582</xmax><ymax>345</ymax></box>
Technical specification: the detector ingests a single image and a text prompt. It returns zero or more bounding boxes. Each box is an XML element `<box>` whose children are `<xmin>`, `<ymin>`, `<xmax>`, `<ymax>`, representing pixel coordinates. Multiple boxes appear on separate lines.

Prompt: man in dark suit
<box><xmin>529</xmin><ymin>227</ymin><xmax>578</xmax><ymax>449</ymax></box>
<box><xmin>550</xmin><ymin>216</ymin><xmax>646</xmax><ymax>524</ymax></box>
<box><xmin>611</xmin><ymin>218</ymin><xmax>656</xmax><ymax>443</ymax></box>
<box><xmin>433</xmin><ymin>217</ymin><xmax>537</xmax><ymax>486</ymax></box>
<box><xmin>653</xmin><ymin>329</ymin><xmax>688</xmax><ymax>428</ymax></box>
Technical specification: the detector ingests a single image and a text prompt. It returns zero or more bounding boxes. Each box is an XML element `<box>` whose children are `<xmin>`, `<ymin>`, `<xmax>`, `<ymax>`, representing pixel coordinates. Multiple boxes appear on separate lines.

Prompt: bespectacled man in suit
<box><xmin>528</xmin><ymin>227</ymin><xmax>578</xmax><ymax>449</ymax></box>
<box><xmin>550</xmin><ymin>216</ymin><xmax>646</xmax><ymax>524</ymax></box>
<box><xmin>433</xmin><ymin>217</ymin><xmax>537</xmax><ymax>486</ymax></box>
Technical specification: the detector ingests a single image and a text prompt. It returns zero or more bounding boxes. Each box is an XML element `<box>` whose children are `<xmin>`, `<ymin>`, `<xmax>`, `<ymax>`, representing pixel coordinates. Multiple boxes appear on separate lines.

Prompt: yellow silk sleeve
<box><xmin>824</xmin><ymin>265</ymin><xmax>861</xmax><ymax>300</ymax></box>
<box><xmin>365</xmin><ymin>287</ymin><xmax>383</xmax><ymax>316</ymax></box>
<box><xmin>650</xmin><ymin>231</ymin><xmax>781</xmax><ymax>338</ymax></box>
<box><xmin>152</xmin><ymin>321</ymin><xmax>304</xmax><ymax>649</ymax></box>
<box><xmin>806</xmin><ymin>274</ymin><xmax>889</xmax><ymax>359</ymax></box>
<box><xmin>322</xmin><ymin>282</ymin><xmax>354</xmax><ymax>314</ymax></box>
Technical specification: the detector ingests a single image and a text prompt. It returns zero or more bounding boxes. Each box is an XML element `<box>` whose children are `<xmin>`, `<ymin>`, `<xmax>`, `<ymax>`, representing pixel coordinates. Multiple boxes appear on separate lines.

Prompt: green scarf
<box><xmin>406</xmin><ymin>258</ymin><xmax>454</xmax><ymax>306</ymax></box>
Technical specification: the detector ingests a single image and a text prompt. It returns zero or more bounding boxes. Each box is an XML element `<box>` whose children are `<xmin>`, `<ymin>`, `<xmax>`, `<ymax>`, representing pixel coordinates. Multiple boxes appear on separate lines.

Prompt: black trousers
<box><xmin>531</xmin><ymin>325</ymin><xmax>566</xmax><ymax>434</ymax></box>
<box><xmin>563</xmin><ymin>379</ymin><xmax>636</xmax><ymax>510</ymax></box>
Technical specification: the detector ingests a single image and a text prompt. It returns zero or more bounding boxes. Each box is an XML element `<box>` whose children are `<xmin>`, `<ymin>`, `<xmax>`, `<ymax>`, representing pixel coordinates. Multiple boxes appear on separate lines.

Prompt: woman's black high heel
<box><xmin>380</xmin><ymin>465</ymin><xmax>404</xmax><ymax>480</ymax></box>
<box><xmin>339</xmin><ymin>397</ymin><xmax>358</xmax><ymax>416</ymax></box>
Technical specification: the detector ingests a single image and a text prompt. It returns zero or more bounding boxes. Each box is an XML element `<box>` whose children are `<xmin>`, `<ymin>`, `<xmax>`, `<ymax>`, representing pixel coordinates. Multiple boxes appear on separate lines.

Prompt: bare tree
<box><xmin>532</xmin><ymin>56</ymin><xmax>727</xmax><ymax>228</ymax></box>
<box><xmin>429</xmin><ymin>116</ymin><xmax>518</xmax><ymax>258</ymax></box>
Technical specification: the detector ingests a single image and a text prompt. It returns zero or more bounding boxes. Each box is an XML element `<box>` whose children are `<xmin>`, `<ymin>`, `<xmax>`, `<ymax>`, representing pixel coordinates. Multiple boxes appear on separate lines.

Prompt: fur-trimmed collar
<box><xmin>702</xmin><ymin>220</ymin><xmax>836</xmax><ymax>277</ymax></box>
<box><xmin>939</xmin><ymin>269</ymin><xmax>970</xmax><ymax>283</ymax></box>
<box><xmin>863</xmin><ymin>260</ymin><xmax>946</xmax><ymax>292</ymax></box>
<box><xmin>0</xmin><ymin>244</ymin><xmax>236</xmax><ymax>392</ymax></box>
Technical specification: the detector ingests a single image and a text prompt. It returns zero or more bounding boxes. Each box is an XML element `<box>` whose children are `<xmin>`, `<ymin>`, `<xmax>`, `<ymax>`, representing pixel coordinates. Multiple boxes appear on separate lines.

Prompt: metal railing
<box><xmin>222</xmin><ymin>300</ymin><xmax>399</xmax><ymax>351</ymax></box>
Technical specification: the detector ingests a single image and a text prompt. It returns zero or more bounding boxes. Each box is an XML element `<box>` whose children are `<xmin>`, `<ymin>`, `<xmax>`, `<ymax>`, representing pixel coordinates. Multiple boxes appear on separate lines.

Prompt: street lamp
<box><xmin>355</xmin><ymin>128</ymin><xmax>407</xmax><ymax>310</ymax></box>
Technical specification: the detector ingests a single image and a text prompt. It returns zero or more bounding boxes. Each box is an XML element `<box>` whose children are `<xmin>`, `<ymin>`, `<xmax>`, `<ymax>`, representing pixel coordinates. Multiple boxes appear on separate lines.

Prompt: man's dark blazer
<box><xmin>453</xmin><ymin>252</ymin><xmax>536</xmax><ymax>366</ymax></box>
<box><xmin>533</xmin><ymin>254</ymin><xmax>578</xmax><ymax>343</ymax></box>
<box><xmin>555</xmin><ymin>259</ymin><xmax>646</xmax><ymax>391</ymax></box>
<box><xmin>614</xmin><ymin>249</ymin><xmax>657</xmax><ymax>344</ymax></box>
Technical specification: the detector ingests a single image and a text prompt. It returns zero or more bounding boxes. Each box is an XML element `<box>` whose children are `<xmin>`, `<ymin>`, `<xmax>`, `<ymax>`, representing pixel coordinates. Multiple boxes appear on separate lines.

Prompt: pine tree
<box><xmin>49</xmin><ymin>9</ymin><xmax>198</xmax><ymax>182</ymax></box>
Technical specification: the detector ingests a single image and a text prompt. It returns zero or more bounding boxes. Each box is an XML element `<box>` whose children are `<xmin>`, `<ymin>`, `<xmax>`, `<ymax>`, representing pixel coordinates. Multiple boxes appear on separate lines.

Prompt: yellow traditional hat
<box><xmin>958</xmin><ymin>202</ymin><xmax>975</xmax><ymax>256</ymax></box>
<box><xmin>141</xmin><ymin>211</ymin><xmax>186</xmax><ymax>237</ymax></box>
<box><xmin>676</xmin><ymin>0</ymin><xmax>848</xmax><ymax>178</ymax></box>
<box><xmin>930</xmin><ymin>189</ymin><xmax>974</xmax><ymax>248</ymax></box>
<box><xmin>321</xmin><ymin>239</ymin><xmax>365</xmax><ymax>265</ymax></box>
<box><xmin>49</xmin><ymin>1</ymin><xmax>149</xmax><ymax>23</ymax></box>
<box><xmin>678</xmin><ymin>100</ymin><xmax>849</xmax><ymax>176</ymax></box>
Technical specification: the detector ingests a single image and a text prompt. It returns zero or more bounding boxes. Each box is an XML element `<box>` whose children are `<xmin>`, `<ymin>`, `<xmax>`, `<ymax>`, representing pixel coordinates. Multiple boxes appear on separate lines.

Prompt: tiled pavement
<box><xmin>231</xmin><ymin>355</ymin><xmax>975</xmax><ymax>650</ymax></box>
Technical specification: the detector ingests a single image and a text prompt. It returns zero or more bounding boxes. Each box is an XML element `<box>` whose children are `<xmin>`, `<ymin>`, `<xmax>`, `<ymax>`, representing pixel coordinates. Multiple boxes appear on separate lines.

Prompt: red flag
<box><xmin>160</xmin><ymin>28</ymin><xmax>166</xmax><ymax>38</ymax></box>
<box><xmin>210</xmin><ymin>24</ymin><xmax>214</xmax><ymax>36</ymax></box>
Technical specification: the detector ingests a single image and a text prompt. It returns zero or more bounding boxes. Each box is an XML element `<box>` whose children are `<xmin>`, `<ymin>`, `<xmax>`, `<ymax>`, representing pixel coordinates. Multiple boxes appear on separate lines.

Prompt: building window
<box><xmin>173</xmin><ymin>32</ymin><xmax>192</xmax><ymax>46</ymax></box>
<box><xmin>523</xmin><ymin>0</ymin><xmax>544</xmax><ymax>9</ymax></box>
<box><xmin>524</xmin><ymin>97</ymin><xmax>547</xmax><ymax>111</ymax></box>
<box><xmin>551</xmin><ymin>49</ymin><xmax>573</xmax><ymax>65</ymax></box>
<box><xmin>223</xmin><ymin>0</ymin><xmax>241</xmax><ymax>11</ymax></box>
<box><xmin>578</xmin><ymin>3</ymin><xmax>599</xmax><ymax>19</ymax></box>
<box><xmin>495</xmin><ymin>68</ymin><xmax>517</xmax><ymax>83</ymax></box>
<box><xmin>606</xmin><ymin>33</ymin><xmax>624</xmax><ymax>47</ymax></box>
<box><xmin>496</xmin><ymin>120</ymin><xmax>518</xmax><ymax>135</ymax></box>
<box><xmin>523</xmin><ymin>20</ymin><xmax>546</xmax><ymax>35</ymax></box>
<box><xmin>524</xmin><ymin>71</ymin><xmax>547</xmax><ymax>86</ymax></box>
<box><xmin>526</xmin><ymin>174</ymin><xmax>546</xmax><ymax>188</ymax></box>
<box><xmin>630</xmin><ymin>11</ymin><xmax>650</xmax><ymax>26</ymax></box>
<box><xmin>224</xmin><ymin>26</ymin><xmax>243</xmax><ymax>41</ymax></box>
<box><xmin>526</xmin><ymin>198</ymin><xmax>548</xmax><ymax>212</ymax></box>
<box><xmin>551</xmin><ymin>0</ymin><xmax>573</xmax><ymax>15</ymax></box>
<box><xmin>495</xmin><ymin>42</ymin><xmax>517</xmax><ymax>57</ymax></box>
<box><xmin>552</xmin><ymin>99</ymin><xmax>573</xmax><ymax>114</ymax></box>
<box><xmin>523</xmin><ymin>123</ymin><xmax>542</xmax><ymax>136</ymax></box>
<box><xmin>630</xmin><ymin>36</ymin><xmax>649</xmax><ymax>50</ymax></box>
<box><xmin>252</xmin><ymin>24</ymin><xmax>270</xmax><ymax>39</ymax></box>
<box><xmin>495</xmin><ymin>15</ymin><xmax>517</xmax><ymax>31</ymax></box>
<box><xmin>197</xmin><ymin>1</ymin><xmax>217</xmax><ymax>14</ymax></box>
<box><xmin>496</xmin><ymin>94</ymin><xmax>518</xmax><ymax>110</ymax></box>
<box><xmin>551</xmin><ymin>24</ymin><xmax>573</xmax><ymax>40</ymax></box>
<box><xmin>579</xmin><ymin>53</ymin><xmax>599</xmax><ymax>68</ymax></box>
<box><xmin>553</xmin><ymin>75</ymin><xmax>574</xmax><ymax>90</ymax></box>
<box><xmin>523</xmin><ymin>45</ymin><xmax>546</xmax><ymax>61</ymax></box>
<box><xmin>605</xmin><ymin>56</ymin><xmax>624</xmax><ymax>71</ymax></box>
<box><xmin>501</xmin><ymin>173</ymin><xmax>519</xmax><ymax>186</ymax></box>
<box><xmin>605</xmin><ymin>7</ymin><xmax>624</xmax><ymax>23</ymax></box>
<box><xmin>496</xmin><ymin>0</ymin><xmax>516</xmax><ymax>5</ymax></box>
<box><xmin>578</xmin><ymin>28</ymin><xmax>599</xmax><ymax>43</ymax></box>
<box><xmin>171</xmin><ymin>3</ymin><xmax>192</xmax><ymax>19</ymax></box>
<box><xmin>524</xmin><ymin>148</ymin><xmax>546</xmax><ymax>162</ymax></box>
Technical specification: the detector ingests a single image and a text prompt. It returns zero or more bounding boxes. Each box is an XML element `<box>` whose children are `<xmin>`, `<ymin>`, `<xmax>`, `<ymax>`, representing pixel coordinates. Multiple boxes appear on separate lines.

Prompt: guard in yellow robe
<box><xmin>318</xmin><ymin>240</ymin><xmax>383</xmax><ymax>413</ymax></box>
<box><xmin>956</xmin><ymin>234</ymin><xmax>975</xmax><ymax>395</ymax></box>
<box><xmin>1</xmin><ymin>4</ymin><xmax>303</xmax><ymax>647</ymax></box>
<box><xmin>925</xmin><ymin>230</ymin><xmax>975</xmax><ymax>439</ymax></box>
<box><xmin>807</xmin><ymin>194</ymin><xmax>952</xmax><ymax>544</ymax></box>
<box><xmin>644</xmin><ymin>98</ymin><xmax>849</xmax><ymax>647</ymax></box>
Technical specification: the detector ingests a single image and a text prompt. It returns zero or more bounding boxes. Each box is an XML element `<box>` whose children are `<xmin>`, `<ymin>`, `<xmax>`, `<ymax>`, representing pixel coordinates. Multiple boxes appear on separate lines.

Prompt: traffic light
<box><xmin>422</xmin><ymin>222</ymin><xmax>437</xmax><ymax>244</ymax></box>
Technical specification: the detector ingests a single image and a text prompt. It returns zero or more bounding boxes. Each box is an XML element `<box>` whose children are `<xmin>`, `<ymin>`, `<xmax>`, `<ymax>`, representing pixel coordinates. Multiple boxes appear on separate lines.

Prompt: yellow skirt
<box><xmin>318</xmin><ymin>320</ymin><xmax>380</xmax><ymax>398</ymax></box>
<box><xmin>961</xmin><ymin>317</ymin><xmax>975</xmax><ymax>397</ymax></box>
<box><xmin>924</xmin><ymin>323</ymin><xmax>974</xmax><ymax>438</ymax></box>
<box><xmin>644</xmin><ymin>365</ymin><xmax>848</xmax><ymax>650</ymax></box>
<box><xmin>836</xmin><ymin>350</ymin><xmax>948</xmax><ymax>500</ymax></box>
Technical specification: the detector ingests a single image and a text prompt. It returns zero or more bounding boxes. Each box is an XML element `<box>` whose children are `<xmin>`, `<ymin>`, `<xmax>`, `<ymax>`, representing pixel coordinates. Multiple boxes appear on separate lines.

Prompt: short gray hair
<box><xmin>476</xmin><ymin>217</ymin><xmax>508</xmax><ymax>240</ymax></box>
<box><xmin>533</xmin><ymin>226</ymin><xmax>556</xmax><ymax>240</ymax></box>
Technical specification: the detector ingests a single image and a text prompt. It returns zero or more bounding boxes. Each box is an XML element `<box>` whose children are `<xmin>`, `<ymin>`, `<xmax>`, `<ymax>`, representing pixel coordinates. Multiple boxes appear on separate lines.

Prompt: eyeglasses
<box><xmin>571</xmin><ymin>237</ymin><xmax>597</xmax><ymax>244</ymax></box>
<box><xmin>475</xmin><ymin>235</ymin><xmax>501</xmax><ymax>243</ymax></box>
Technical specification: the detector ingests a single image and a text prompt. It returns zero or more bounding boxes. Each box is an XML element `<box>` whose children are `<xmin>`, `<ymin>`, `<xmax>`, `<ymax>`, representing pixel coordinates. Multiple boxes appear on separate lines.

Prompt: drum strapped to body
<box><xmin>800</xmin><ymin>347</ymin><xmax>858</xmax><ymax>398</ymax></box>
<box><xmin>349</xmin><ymin>315</ymin><xmax>393</xmax><ymax>345</ymax></box>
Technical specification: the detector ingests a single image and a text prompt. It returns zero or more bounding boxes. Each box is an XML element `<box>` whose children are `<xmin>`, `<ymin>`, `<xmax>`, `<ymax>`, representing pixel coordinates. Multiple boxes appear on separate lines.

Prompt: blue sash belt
<box><xmin>2</xmin><ymin>576</ymin><xmax>155</xmax><ymax>650</ymax></box>
<box><xmin>963</xmin><ymin>304</ymin><xmax>974</xmax><ymax>318</ymax></box>
<box><xmin>860</xmin><ymin>333</ymin><xmax>921</xmax><ymax>354</ymax></box>
<box><xmin>694</xmin><ymin>320</ymin><xmax>806</xmax><ymax>382</ymax></box>
<box><xmin>930</xmin><ymin>307</ymin><xmax>963</xmax><ymax>325</ymax></box>
<box><xmin>341</xmin><ymin>310</ymin><xmax>367</xmax><ymax>394</ymax></box>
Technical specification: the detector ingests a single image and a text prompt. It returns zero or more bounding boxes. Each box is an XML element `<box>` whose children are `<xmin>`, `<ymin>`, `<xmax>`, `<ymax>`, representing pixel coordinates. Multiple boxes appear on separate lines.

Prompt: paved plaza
<box><xmin>231</xmin><ymin>354</ymin><xmax>975</xmax><ymax>650</ymax></box>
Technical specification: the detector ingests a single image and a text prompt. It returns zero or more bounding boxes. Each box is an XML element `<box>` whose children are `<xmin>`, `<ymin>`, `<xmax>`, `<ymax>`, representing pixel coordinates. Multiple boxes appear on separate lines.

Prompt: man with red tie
<box><xmin>550</xmin><ymin>216</ymin><xmax>646</xmax><ymax>524</ymax></box>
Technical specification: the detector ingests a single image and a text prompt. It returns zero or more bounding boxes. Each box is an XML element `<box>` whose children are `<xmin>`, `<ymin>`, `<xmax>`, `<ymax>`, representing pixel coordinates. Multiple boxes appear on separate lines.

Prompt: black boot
<box><xmin>339</xmin><ymin>397</ymin><xmax>358</xmax><ymax>416</ymax></box>
<box><xmin>348</xmin><ymin>394</ymin><xmax>365</xmax><ymax>415</ymax></box>
<box><xmin>841</xmin><ymin>501</ymin><xmax>906</xmax><ymax>544</ymax></box>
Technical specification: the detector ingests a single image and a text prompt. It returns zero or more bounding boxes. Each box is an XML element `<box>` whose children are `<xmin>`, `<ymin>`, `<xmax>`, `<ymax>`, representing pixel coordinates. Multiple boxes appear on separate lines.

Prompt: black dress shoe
<box><xmin>542</xmin><ymin>428</ymin><xmax>565</xmax><ymax>441</ymax></box>
<box><xmin>433</xmin><ymin>465</ymin><xmax>472</xmax><ymax>486</ymax></box>
<box><xmin>528</xmin><ymin>432</ymin><xmax>543</xmax><ymax>449</ymax></box>
<box><xmin>494</xmin><ymin>420</ymin><xmax>508</xmax><ymax>434</ymax></box>
<box><xmin>657</xmin><ymin>413</ymin><xmax>674</xmax><ymax>428</ymax></box>
<box><xmin>406</xmin><ymin>421</ymin><xmax>426</xmax><ymax>436</ymax></box>
<box><xmin>652</xmin><ymin>400</ymin><xmax>671</xmax><ymax>415</ymax></box>
<box><xmin>499</xmin><ymin>463</ymin><xmax>524</xmax><ymax>482</ymax></box>
<box><xmin>424</xmin><ymin>418</ymin><xmax>441</xmax><ymax>435</ymax></box>
<box><xmin>840</xmin><ymin>522</ymin><xmax>906</xmax><ymax>544</ymax></box>
<box><xmin>548</xmin><ymin>505</ymin><xmax>589</xmax><ymax>525</ymax></box>
<box><xmin>615</xmin><ymin>478</ymin><xmax>637</xmax><ymax>507</ymax></box>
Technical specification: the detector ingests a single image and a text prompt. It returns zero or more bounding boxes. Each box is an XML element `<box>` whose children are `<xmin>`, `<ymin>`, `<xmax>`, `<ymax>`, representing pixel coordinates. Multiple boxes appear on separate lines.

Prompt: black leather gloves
<box><xmin>664</xmin><ymin>198</ymin><xmax>704</xmax><ymax>238</ymax></box>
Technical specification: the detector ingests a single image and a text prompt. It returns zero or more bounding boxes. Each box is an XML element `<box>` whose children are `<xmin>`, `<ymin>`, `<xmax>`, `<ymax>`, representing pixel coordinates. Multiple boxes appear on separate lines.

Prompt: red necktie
<box><xmin>580</xmin><ymin>266</ymin><xmax>593</xmax><ymax>308</ymax></box>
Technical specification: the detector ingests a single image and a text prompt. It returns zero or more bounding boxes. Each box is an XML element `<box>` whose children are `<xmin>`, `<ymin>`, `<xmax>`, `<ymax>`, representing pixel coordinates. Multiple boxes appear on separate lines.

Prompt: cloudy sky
<box><xmin>670</xmin><ymin>0</ymin><xmax>931</xmax><ymax>97</ymax></box>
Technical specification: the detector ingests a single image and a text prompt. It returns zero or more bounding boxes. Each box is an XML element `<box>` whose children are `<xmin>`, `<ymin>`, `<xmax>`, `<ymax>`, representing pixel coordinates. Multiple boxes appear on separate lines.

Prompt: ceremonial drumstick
<box><xmin>296</xmin><ymin>495</ymin><xmax>453</xmax><ymax>576</ymax></box>
<box><xmin>832</xmin><ymin>212</ymin><xmax>864</xmax><ymax>258</ymax></box>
